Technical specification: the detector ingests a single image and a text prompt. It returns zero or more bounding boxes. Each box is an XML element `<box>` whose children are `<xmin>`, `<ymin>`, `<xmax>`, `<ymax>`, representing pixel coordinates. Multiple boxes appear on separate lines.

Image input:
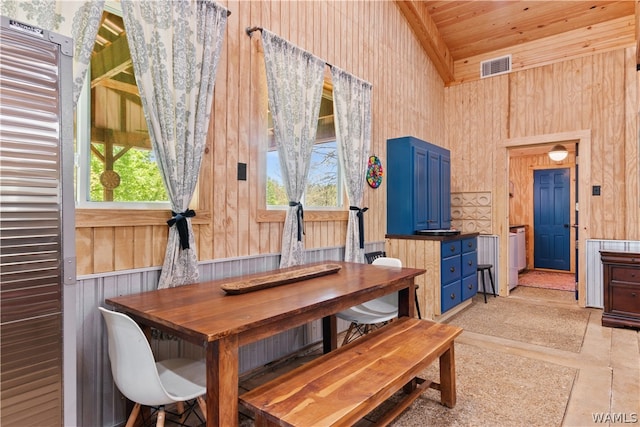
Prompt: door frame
<box><xmin>497</xmin><ymin>130</ymin><xmax>591</xmax><ymax>307</ymax></box>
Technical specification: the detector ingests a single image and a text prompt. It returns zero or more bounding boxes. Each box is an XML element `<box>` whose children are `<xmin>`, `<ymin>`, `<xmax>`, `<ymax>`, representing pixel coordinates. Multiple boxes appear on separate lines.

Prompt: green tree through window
<box><xmin>89</xmin><ymin>145</ymin><xmax>167</xmax><ymax>202</ymax></box>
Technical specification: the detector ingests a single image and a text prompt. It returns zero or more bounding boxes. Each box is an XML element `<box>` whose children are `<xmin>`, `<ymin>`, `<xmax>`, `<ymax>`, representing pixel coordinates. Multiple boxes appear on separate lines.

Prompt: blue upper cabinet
<box><xmin>413</xmin><ymin>143</ymin><xmax>429</xmax><ymax>230</ymax></box>
<box><xmin>387</xmin><ymin>136</ymin><xmax>451</xmax><ymax>235</ymax></box>
<box><xmin>440</xmin><ymin>155</ymin><xmax>451</xmax><ymax>230</ymax></box>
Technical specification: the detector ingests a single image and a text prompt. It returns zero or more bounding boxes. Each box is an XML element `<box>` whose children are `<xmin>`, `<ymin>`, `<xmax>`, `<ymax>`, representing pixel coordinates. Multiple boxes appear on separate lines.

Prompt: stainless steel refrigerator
<box><xmin>0</xmin><ymin>16</ymin><xmax>75</xmax><ymax>426</ymax></box>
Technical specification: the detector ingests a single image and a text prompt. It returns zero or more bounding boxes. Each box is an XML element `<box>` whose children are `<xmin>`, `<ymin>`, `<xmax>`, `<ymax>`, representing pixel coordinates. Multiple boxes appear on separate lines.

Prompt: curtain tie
<box><xmin>167</xmin><ymin>209</ymin><xmax>196</xmax><ymax>250</ymax></box>
<box><xmin>350</xmin><ymin>206</ymin><xmax>369</xmax><ymax>249</ymax></box>
<box><xmin>289</xmin><ymin>201</ymin><xmax>304</xmax><ymax>241</ymax></box>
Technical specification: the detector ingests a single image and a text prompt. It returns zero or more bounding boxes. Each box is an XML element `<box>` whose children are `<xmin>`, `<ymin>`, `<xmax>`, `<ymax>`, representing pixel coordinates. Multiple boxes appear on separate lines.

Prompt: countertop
<box><xmin>386</xmin><ymin>232</ymin><xmax>479</xmax><ymax>242</ymax></box>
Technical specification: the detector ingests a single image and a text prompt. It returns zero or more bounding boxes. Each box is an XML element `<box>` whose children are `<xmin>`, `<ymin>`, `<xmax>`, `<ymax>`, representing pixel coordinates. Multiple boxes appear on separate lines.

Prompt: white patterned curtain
<box><xmin>331</xmin><ymin>66</ymin><xmax>372</xmax><ymax>263</ymax></box>
<box><xmin>0</xmin><ymin>0</ymin><xmax>105</xmax><ymax>105</ymax></box>
<box><xmin>121</xmin><ymin>0</ymin><xmax>228</xmax><ymax>288</ymax></box>
<box><xmin>261</xmin><ymin>30</ymin><xmax>326</xmax><ymax>268</ymax></box>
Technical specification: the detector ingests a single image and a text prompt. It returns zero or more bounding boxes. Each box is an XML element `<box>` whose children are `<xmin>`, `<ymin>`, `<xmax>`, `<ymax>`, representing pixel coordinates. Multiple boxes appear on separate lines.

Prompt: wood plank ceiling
<box><xmin>93</xmin><ymin>2</ymin><xmax>637</xmax><ymax>88</ymax></box>
<box><xmin>396</xmin><ymin>0</ymin><xmax>638</xmax><ymax>84</ymax></box>
<box><xmin>92</xmin><ymin>2</ymin><xmax>637</xmax><ymax>95</ymax></box>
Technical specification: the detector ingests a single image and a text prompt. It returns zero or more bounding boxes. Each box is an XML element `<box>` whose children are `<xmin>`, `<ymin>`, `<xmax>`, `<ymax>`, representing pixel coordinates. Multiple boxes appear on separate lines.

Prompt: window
<box><xmin>266</xmin><ymin>83</ymin><xmax>343</xmax><ymax>209</ymax></box>
<box><xmin>75</xmin><ymin>5</ymin><xmax>168</xmax><ymax>208</ymax></box>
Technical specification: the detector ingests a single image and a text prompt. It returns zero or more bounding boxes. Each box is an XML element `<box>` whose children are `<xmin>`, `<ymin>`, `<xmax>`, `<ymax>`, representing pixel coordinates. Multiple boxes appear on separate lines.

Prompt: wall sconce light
<box><xmin>548</xmin><ymin>144</ymin><xmax>568</xmax><ymax>161</ymax></box>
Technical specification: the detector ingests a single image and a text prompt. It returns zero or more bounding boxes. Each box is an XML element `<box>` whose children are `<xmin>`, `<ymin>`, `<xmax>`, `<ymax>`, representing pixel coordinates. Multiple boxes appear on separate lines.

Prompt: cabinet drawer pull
<box><xmin>450</xmin><ymin>293</ymin><xmax>456</xmax><ymax>300</ymax></box>
<box><xmin>450</xmin><ymin>267</ymin><xmax>455</xmax><ymax>273</ymax></box>
<box><xmin>632</xmin><ymin>292</ymin><xmax>637</xmax><ymax>298</ymax></box>
<box><xmin>467</xmin><ymin>284</ymin><xmax>473</xmax><ymax>289</ymax></box>
<box><xmin>468</xmin><ymin>261</ymin><xmax>473</xmax><ymax>266</ymax></box>
<box><xmin>450</xmin><ymin>245</ymin><xmax>456</xmax><ymax>252</ymax></box>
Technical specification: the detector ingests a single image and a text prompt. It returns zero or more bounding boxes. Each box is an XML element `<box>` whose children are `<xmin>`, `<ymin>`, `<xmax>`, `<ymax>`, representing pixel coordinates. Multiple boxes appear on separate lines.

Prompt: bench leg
<box><xmin>439</xmin><ymin>344</ymin><xmax>457</xmax><ymax>408</ymax></box>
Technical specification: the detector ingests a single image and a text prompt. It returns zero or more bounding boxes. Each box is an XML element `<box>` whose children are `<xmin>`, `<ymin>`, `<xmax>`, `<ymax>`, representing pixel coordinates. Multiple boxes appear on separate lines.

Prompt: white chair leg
<box><xmin>197</xmin><ymin>396</ymin><xmax>207</xmax><ymax>421</ymax></box>
<box><xmin>156</xmin><ymin>406</ymin><xmax>165</xmax><ymax>427</ymax></box>
<box><xmin>124</xmin><ymin>403</ymin><xmax>141</xmax><ymax>427</ymax></box>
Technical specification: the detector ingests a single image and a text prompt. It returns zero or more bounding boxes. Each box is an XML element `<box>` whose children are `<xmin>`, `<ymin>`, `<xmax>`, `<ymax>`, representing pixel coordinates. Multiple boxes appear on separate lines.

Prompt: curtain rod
<box><xmin>244</xmin><ymin>26</ymin><xmax>334</xmax><ymax>69</ymax></box>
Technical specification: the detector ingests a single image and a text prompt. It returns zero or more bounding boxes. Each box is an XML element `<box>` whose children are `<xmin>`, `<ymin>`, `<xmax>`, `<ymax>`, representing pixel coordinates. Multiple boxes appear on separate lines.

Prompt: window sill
<box><xmin>75</xmin><ymin>208</ymin><xmax>212</xmax><ymax>228</ymax></box>
<box><xmin>257</xmin><ymin>209</ymin><xmax>348</xmax><ymax>223</ymax></box>
<box><xmin>76</xmin><ymin>209</ymin><xmax>344</xmax><ymax>227</ymax></box>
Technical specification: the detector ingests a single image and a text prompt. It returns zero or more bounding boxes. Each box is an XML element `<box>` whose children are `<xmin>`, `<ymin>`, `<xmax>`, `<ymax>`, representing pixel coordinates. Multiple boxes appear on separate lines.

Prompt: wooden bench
<box><xmin>239</xmin><ymin>317</ymin><xmax>463</xmax><ymax>427</ymax></box>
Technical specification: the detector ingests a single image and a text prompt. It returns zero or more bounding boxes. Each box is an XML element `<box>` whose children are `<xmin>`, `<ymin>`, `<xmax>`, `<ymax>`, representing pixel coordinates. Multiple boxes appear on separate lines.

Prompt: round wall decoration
<box><xmin>100</xmin><ymin>170</ymin><xmax>121</xmax><ymax>190</ymax></box>
<box><xmin>366</xmin><ymin>155</ymin><xmax>383</xmax><ymax>188</ymax></box>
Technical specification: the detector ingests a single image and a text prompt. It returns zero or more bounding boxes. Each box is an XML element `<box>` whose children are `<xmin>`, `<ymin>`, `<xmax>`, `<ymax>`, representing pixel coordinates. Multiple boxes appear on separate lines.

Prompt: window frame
<box><xmin>75</xmin><ymin>66</ymin><xmax>173</xmax><ymax>211</ymax></box>
<box><xmin>74</xmin><ymin>2</ymin><xmax>207</xmax><ymax>227</ymax></box>
<box><xmin>258</xmin><ymin>79</ymin><xmax>348</xmax><ymax>223</ymax></box>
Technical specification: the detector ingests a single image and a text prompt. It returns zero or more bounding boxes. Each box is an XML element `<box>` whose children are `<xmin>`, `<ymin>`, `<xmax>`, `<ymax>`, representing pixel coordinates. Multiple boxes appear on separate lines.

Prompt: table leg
<box><xmin>206</xmin><ymin>335</ymin><xmax>239</xmax><ymax>426</ymax></box>
<box><xmin>398</xmin><ymin>278</ymin><xmax>415</xmax><ymax>318</ymax></box>
<box><xmin>439</xmin><ymin>344</ymin><xmax>456</xmax><ymax>408</ymax></box>
<box><xmin>322</xmin><ymin>314</ymin><xmax>337</xmax><ymax>353</ymax></box>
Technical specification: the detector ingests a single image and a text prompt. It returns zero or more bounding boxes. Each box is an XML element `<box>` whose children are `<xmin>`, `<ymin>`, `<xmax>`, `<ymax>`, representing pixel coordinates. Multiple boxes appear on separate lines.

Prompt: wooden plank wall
<box><xmin>446</xmin><ymin>48</ymin><xmax>639</xmax><ymax>244</ymax></box>
<box><xmin>510</xmin><ymin>48</ymin><xmax>638</xmax><ymax>240</ymax></box>
<box><xmin>445</xmin><ymin>74</ymin><xmax>509</xmax><ymax>195</ymax></box>
<box><xmin>75</xmin><ymin>0</ymin><xmax>445</xmax><ymax>275</ymax></box>
<box><xmin>76</xmin><ymin>2</ymin><xmax>639</xmax><ymax>276</ymax></box>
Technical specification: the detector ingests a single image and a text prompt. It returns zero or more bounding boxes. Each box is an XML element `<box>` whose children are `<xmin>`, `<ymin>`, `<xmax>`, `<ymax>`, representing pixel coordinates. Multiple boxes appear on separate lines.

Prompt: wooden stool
<box><xmin>476</xmin><ymin>264</ymin><xmax>496</xmax><ymax>303</ymax></box>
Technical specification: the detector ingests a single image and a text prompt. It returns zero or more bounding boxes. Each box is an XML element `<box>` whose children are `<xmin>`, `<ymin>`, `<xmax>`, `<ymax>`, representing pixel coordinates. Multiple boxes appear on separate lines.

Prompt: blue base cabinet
<box><xmin>441</xmin><ymin>237</ymin><xmax>477</xmax><ymax>313</ymax></box>
<box><xmin>441</xmin><ymin>240</ymin><xmax>462</xmax><ymax>312</ymax></box>
<box><xmin>387</xmin><ymin>136</ymin><xmax>451</xmax><ymax>235</ymax></box>
<box><xmin>386</xmin><ymin>234</ymin><xmax>479</xmax><ymax>319</ymax></box>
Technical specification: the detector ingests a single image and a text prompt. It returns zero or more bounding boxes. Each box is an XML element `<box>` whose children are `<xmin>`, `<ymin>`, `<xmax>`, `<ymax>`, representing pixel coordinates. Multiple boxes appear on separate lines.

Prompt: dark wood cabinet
<box><xmin>600</xmin><ymin>251</ymin><xmax>640</xmax><ymax>329</ymax></box>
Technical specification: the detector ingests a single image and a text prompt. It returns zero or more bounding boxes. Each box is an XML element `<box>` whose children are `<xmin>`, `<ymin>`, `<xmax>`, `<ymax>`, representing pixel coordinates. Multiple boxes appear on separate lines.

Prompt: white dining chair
<box><xmin>99</xmin><ymin>307</ymin><xmax>207</xmax><ymax>427</ymax></box>
<box><xmin>336</xmin><ymin>257</ymin><xmax>401</xmax><ymax>345</ymax></box>
<box><xmin>365</xmin><ymin>251</ymin><xmax>422</xmax><ymax>319</ymax></box>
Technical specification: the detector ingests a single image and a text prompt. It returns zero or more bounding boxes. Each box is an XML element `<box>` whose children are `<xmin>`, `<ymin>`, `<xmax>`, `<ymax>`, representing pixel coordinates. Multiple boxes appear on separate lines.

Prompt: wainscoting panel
<box><xmin>77</xmin><ymin>268</ymin><xmax>162</xmax><ymax>427</ymax></box>
<box><xmin>585</xmin><ymin>239</ymin><xmax>640</xmax><ymax>308</ymax></box>
<box><xmin>76</xmin><ymin>244</ymin><xmax>391</xmax><ymax>426</ymax></box>
<box><xmin>477</xmin><ymin>235</ymin><xmax>501</xmax><ymax>292</ymax></box>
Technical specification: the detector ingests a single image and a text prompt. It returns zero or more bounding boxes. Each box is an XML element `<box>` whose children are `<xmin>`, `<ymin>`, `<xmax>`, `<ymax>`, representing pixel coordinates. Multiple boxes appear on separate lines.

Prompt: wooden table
<box><xmin>105</xmin><ymin>261</ymin><xmax>426</xmax><ymax>427</ymax></box>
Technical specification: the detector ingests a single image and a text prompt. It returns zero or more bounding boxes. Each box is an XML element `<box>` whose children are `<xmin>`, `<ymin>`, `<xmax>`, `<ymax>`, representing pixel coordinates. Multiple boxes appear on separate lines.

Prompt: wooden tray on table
<box><xmin>221</xmin><ymin>263</ymin><xmax>342</xmax><ymax>295</ymax></box>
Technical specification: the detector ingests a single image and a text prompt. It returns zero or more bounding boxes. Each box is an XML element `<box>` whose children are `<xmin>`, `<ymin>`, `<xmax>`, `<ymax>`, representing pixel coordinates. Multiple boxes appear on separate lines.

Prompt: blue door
<box><xmin>533</xmin><ymin>168</ymin><xmax>571</xmax><ymax>271</ymax></box>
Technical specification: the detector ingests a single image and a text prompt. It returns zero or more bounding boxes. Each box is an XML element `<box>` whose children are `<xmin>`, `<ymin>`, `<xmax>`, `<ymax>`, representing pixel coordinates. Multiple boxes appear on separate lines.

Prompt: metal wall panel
<box><xmin>79</xmin><ymin>243</ymin><xmax>374</xmax><ymax>426</ymax></box>
<box><xmin>0</xmin><ymin>17</ymin><xmax>73</xmax><ymax>426</ymax></box>
<box><xmin>477</xmin><ymin>235</ymin><xmax>501</xmax><ymax>291</ymax></box>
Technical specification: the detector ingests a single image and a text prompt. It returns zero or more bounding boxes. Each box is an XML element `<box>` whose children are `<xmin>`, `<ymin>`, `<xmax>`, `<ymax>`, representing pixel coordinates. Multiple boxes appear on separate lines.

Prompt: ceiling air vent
<box><xmin>480</xmin><ymin>55</ymin><xmax>512</xmax><ymax>78</ymax></box>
